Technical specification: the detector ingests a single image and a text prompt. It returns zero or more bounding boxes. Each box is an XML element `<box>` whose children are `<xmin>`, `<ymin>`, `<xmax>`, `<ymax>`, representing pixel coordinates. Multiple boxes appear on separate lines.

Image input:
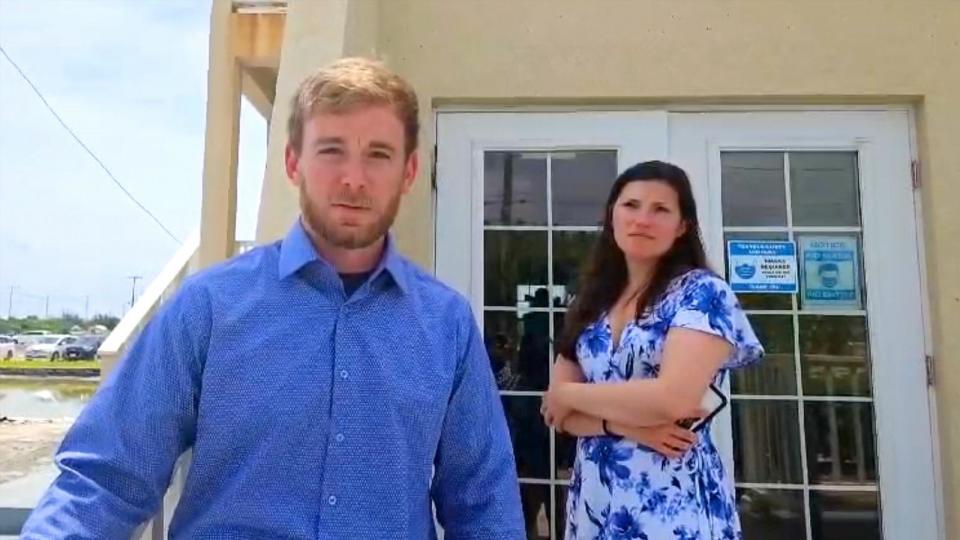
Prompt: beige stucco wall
<box><xmin>254</xmin><ymin>0</ymin><xmax>959</xmax><ymax>534</ymax></box>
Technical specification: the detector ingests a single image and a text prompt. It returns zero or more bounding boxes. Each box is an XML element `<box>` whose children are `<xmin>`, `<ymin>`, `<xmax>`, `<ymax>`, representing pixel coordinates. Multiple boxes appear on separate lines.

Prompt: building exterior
<box><xmin>103</xmin><ymin>1</ymin><xmax>960</xmax><ymax>538</ymax></box>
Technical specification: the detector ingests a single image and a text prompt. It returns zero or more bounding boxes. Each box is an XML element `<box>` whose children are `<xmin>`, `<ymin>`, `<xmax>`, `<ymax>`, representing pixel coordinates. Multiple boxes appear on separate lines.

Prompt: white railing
<box><xmin>96</xmin><ymin>232</ymin><xmax>255</xmax><ymax>540</ymax></box>
<box><xmin>98</xmin><ymin>230</ymin><xmax>201</xmax><ymax>376</ymax></box>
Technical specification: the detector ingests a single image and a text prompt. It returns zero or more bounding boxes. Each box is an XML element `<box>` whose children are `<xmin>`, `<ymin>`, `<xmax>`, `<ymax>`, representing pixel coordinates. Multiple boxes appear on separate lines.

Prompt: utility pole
<box><xmin>84</xmin><ymin>296</ymin><xmax>90</xmax><ymax>320</ymax></box>
<box><xmin>7</xmin><ymin>286</ymin><xmax>15</xmax><ymax>319</ymax></box>
<box><xmin>127</xmin><ymin>276</ymin><xmax>142</xmax><ymax>308</ymax></box>
<box><xmin>44</xmin><ymin>296</ymin><xmax>50</xmax><ymax>318</ymax></box>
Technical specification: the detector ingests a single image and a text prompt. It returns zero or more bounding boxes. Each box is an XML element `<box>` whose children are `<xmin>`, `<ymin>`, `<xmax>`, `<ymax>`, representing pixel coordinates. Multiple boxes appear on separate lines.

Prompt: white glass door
<box><xmin>670</xmin><ymin>110</ymin><xmax>938</xmax><ymax>540</ymax></box>
<box><xmin>436</xmin><ymin>111</ymin><xmax>666</xmax><ymax>538</ymax></box>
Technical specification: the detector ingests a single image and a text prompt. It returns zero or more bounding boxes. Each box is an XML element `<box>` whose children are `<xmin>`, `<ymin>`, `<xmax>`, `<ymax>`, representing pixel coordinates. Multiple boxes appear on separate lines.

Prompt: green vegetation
<box><xmin>0</xmin><ymin>314</ymin><xmax>119</xmax><ymax>336</ymax></box>
<box><xmin>0</xmin><ymin>360</ymin><xmax>100</xmax><ymax>371</ymax></box>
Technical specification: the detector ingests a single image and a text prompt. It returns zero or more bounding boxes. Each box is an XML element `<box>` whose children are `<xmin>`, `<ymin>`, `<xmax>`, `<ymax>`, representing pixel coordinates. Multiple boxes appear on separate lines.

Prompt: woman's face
<box><xmin>611</xmin><ymin>180</ymin><xmax>687</xmax><ymax>263</ymax></box>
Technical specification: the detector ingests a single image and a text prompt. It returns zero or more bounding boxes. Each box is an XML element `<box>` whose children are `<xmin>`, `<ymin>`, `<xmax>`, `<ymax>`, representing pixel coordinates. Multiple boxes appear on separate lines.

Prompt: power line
<box><xmin>0</xmin><ymin>43</ymin><xmax>181</xmax><ymax>244</ymax></box>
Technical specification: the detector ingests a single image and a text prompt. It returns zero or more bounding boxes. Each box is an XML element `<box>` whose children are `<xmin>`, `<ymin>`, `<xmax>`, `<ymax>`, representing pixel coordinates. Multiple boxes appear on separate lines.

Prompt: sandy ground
<box><xmin>0</xmin><ymin>417</ymin><xmax>71</xmax><ymax>507</ymax></box>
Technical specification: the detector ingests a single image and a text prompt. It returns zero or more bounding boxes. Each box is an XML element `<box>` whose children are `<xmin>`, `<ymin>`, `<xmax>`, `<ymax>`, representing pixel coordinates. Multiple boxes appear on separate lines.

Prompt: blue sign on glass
<box><xmin>799</xmin><ymin>236</ymin><xmax>861</xmax><ymax>310</ymax></box>
<box><xmin>727</xmin><ymin>241</ymin><xmax>798</xmax><ymax>293</ymax></box>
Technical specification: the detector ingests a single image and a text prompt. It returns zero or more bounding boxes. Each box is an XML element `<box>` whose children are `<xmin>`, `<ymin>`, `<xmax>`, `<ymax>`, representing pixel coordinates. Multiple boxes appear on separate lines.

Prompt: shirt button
<box><xmin>340</xmin><ymin>370</ymin><xmax>349</xmax><ymax>380</ymax></box>
<box><xmin>335</xmin><ymin>433</ymin><xmax>345</xmax><ymax>443</ymax></box>
<box><xmin>328</xmin><ymin>495</ymin><xmax>338</xmax><ymax>506</ymax></box>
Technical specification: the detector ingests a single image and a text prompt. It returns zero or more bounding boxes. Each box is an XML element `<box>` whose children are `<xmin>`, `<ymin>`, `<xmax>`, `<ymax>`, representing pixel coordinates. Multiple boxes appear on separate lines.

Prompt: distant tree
<box><xmin>90</xmin><ymin>314</ymin><xmax>120</xmax><ymax>330</ymax></box>
<box><xmin>0</xmin><ymin>319</ymin><xmax>16</xmax><ymax>335</ymax></box>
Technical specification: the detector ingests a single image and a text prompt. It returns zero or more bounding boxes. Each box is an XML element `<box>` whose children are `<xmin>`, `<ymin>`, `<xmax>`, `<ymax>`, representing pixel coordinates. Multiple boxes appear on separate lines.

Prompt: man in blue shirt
<box><xmin>21</xmin><ymin>57</ymin><xmax>525</xmax><ymax>539</ymax></box>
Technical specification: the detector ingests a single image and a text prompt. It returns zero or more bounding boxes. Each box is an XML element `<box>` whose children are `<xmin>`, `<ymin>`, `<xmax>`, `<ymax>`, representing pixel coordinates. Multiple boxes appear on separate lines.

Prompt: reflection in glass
<box><xmin>737</xmin><ymin>488</ymin><xmax>806</xmax><ymax>540</ymax></box>
<box><xmin>805</xmin><ymin>402</ymin><xmax>877</xmax><ymax>485</ymax></box>
<box><xmin>790</xmin><ymin>152</ymin><xmax>861</xmax><ymax>227</ymax></box>
<box><xmin>721</xmin><ymin>152</ymin><xmax>787</xmax><ymax>226</ymax></box>
<box><xmin>554</xmin><ymin>312</ymin><xmax>566</xmax><ymax>354</ymax></box>
<box><xmin>502</xmin><ymin>397</ymin><xmax>550</xmax><ymax>481</ymax></box>
<box><xmin>485</xmin><ymin>311</ymin><xmax>550</xmax><ymax>391</ymax></box>
<box><xmin>556</xmin><ymin>485</ymin><xmax>570</xmax><ymax>539</ymax></box>
<box><xmin>555</xmin><ymin>432</ymin><xmax>578</xmax><ymax>481</ymax></box>
<box><xmin>484</xmin><ymin>152</ymin><xmax>548</xmax><ymax>226</ymax></box>
<box><xmin>800</xmin><ymin>316</ymin><xmax>872</xmax><ymax>397</ymax></box>
<box><xmin>733</xmin><ymin>400</ymin><xmax>803</xmax><ymax>484</ymax></box>
<box><xmin>810</xmin><ymin>490</ymin><xmax>881</xmax><ymax>540</ymax></box>
<box><xmin>551</xmin><ymin>151</ymin><xmax>617</xmax><ymax>226</ymax></box>
<box><xmin>519</xmin><ymin>483</ymin><xmax>551</xmax><ymax>539</ymax></box>
<box><xmin>553</xmin><ymin>231</ymin><xmax>598</xmax><ymax>307</ymax></box>
<box><xmin>485</xmin><ymin>231</ymin><xmax>548</xmax><ymax>307</ymax></box>
<box><xmin>733</xmin><ymin>315</ymin><xmax>797</xmax><ymax>395</ymax></box>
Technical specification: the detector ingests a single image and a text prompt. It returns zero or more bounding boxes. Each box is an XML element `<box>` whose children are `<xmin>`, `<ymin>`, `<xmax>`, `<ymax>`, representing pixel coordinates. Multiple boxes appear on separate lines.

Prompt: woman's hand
<box><xmin>613</xmin><ymin>422</ymin><xmax>697</xmax><ymax>460</ymax></box>
<box><xmin>541</xmin><ymin>384</ymin><xmax>574</xmax><ymax>429</ymax></box>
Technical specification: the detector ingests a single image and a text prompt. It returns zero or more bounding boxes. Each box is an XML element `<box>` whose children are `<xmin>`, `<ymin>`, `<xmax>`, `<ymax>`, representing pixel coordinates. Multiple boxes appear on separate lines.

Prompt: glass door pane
<box><xmin>721</xmin><ymin>151</ymin><xmax>881</xmax><ymax>540</ymax></box>
<box><xmin>482</xmin><ymin>149</ymin><xmax>617</xmax><ymax>538</ymax></box>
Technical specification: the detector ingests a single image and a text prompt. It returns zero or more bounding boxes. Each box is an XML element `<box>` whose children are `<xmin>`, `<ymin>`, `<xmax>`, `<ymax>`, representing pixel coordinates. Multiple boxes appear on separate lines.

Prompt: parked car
<box><xmin>15</xmin><ymin>330</ymin><xmax>51</xmax><ymax>348</ymax></box>
<box><xmin>24</xmin><ymin>335</ymin><xmax>75</xmax><ymax>360</ymax></box>
<box><xmin>0</xmin><ymin>336</ymin><xmax>15</xmax><ymax>360</ymax></box>
<box><xmin>62</xmin><ymin>335</ymin><xmax>103</xmax><ymax>360</ymax></box>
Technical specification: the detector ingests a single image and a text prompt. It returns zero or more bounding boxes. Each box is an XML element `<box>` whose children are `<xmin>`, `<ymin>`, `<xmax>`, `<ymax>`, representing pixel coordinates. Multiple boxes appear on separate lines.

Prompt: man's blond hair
<box><xmin>287</xmin><ymin>57</ymin><xmax>419</xmax><ymax>156</ymax></box>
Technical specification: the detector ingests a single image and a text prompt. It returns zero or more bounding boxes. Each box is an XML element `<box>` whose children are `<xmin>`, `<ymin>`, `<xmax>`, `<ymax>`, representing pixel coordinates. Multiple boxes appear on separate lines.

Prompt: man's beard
<box><xmin>299</xmin><ymin>180</ymin><xmax>402</xmax><ymax>249</ymax></box>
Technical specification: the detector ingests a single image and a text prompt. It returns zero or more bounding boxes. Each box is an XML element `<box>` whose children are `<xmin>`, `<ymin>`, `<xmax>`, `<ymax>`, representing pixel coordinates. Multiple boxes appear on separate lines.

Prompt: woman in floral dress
<box><xmin>542</xmin><ymin>161</ymin><xmax>764</xmax><ymax>540</ymax></box>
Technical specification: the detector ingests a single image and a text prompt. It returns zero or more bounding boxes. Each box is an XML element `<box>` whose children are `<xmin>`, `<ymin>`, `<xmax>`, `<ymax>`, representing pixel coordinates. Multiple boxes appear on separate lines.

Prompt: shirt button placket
<box><xmin>326</xmin><ymin>305</ymin><xmax>350</xmax><ymax>520</ymax></box>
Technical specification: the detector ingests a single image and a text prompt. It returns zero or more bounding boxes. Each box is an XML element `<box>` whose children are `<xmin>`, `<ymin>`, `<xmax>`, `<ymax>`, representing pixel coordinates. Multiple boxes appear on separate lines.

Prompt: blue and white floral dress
<box><xmin>565</xmin><ymin>269</ymin><xmax>764</xmax><ymax>540</ymax></box>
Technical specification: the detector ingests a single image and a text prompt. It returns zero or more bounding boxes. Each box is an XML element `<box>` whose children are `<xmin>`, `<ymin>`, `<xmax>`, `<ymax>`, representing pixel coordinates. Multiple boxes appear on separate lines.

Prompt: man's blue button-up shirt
<box><xmin>22</xmin><ymin>221</ymin><xmax>525</xmax><ymax>539</ymax></box>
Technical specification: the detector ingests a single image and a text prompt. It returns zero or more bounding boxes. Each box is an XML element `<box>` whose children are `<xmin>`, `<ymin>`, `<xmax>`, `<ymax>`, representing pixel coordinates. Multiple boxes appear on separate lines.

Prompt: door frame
<box><xmin>434</xmin><ymin>107</ymin><xmax>942</xmax><ymax>540</ymax></box>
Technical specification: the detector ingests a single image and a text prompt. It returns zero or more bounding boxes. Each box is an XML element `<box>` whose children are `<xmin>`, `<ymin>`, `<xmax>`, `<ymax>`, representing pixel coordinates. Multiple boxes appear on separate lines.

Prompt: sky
<box><xmin>0</xmin><ymin>0</ymin><xmax>267</xmax><ymax>318</ymax></box>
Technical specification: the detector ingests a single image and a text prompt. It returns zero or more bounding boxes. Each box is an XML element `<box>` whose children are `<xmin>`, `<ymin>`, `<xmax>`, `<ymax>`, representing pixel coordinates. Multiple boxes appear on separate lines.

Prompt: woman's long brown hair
<box><xmin>556</xmin><ymin>160</ymin><xmax>710</xmax><ymax>362</ymax></box>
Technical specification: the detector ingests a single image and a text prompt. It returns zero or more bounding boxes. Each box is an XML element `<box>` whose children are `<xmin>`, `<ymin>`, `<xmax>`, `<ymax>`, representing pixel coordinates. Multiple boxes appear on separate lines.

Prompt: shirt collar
<box><xmin>278</xmin><ymin>219</ymin><xmax>409</xmax><ymax>294</ymax></box>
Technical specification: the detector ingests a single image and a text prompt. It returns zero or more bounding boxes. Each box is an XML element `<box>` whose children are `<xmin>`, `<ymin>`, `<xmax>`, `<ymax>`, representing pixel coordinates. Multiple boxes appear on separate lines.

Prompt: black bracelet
<box><xmin>602</xmin><ymin>419</ymin><xmax>616</xmax><ymax>437</ymax></box>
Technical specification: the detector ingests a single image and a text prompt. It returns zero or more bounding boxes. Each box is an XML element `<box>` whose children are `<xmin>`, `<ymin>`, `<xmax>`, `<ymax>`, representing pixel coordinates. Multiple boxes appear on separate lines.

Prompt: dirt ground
<box><xmin>0</xmin><ymin>417</ymin><xmax>70</xmax><ymax>485</ymax></box>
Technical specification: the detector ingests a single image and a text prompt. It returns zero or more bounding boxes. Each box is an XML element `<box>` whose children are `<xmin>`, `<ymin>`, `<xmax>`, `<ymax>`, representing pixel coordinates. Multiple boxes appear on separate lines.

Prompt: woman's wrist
<box><xmin>555</xmin><ymin>382</ymin><xmax>577</xmax><ymax>407</ymax></box>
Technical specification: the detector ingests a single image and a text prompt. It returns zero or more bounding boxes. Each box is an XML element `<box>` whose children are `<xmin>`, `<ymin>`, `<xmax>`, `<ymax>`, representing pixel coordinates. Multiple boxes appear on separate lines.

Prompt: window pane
<box><xmin>553</xmin><ymin>312</ymin><xmax>568</xmax><ymax>360</ymax></box>
<box><xmin>732</xmin><ymin>315</ymin><xmax>797</xmax><ymax>395</ymax></box>
<box><xmin>556</xmin><ymin>485</ymin><xmax>570</xmax><ymax>540</ymax></box>
<box><xmin>485</xmin><ymin>311</ymin><xmax>549</xmax><ymax>391</ymax></box>
<box><xmin>484</xmin><ymin>152</ymin><xmax>548</xmax><ymax>226</ymax></box>
<box><xmin>790</xmin><ymin>152</ymin><xmax>861</xmax><ymax>227</ymax></box>
<box><xmin>810</xmin><ymin>491</ymin><xmax>881</xmax><ymax>540</ymax></box>
<box><xmin>502</xmin><ymin>396</ymin><xmax>550</xmax><ymax>480</ymax></box>
<box><xmin>555</xmin><ymin>432</ymin><xmax>578</xmax><ymax>481</ymax></box>
<box><xmin>724</xmin><ymin>231</ymin><xmax>793</xmax><ymax>310</ymax></box>
<box><xmin>551</xmin><ymin>150</ymin><xmax>617</xmax><ymax>226</ymax></box>
<box><xmin>805</xmin><ymin>402</ymin><xmax>877</xmax><ymax>485</ymax></box>
<box><xmin>800</xmin><ymin>316</ymin><xmax>872</xmax><ymax>397</ymax></box>
<box><xmin>722</xmin><ymin>152</ymin><xmax>787</xmax><ymax>226</ymax></box>
<box><xmin>485</xmin><ymin>231</ymin><xmax>548</xmax><ymax>307</ymax></box>
<box><xmin>552</xmin><ymin>231</ymin><xmax>598</xmax><ymax>307</ymax></box>
<box><xmin>519</xmin><ymin>483</ymin><xmax>552</xmax><ymax>539</ymax></box>
<box><xmin>737</xmin><ymin>488</ymin><xmax>806</xmax><ymax>540</ymax></box>
<box><xmin>733</xmin><ymin>400</ymin><xmax>804</xmax><ymax>484</ymax></box>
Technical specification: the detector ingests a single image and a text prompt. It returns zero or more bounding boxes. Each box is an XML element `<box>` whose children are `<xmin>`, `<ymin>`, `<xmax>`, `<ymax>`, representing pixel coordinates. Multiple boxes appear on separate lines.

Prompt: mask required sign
<box><xmin>727</xmin><ymin>240</ymin><xmax>798</xmax><ymax>294</ymax></box>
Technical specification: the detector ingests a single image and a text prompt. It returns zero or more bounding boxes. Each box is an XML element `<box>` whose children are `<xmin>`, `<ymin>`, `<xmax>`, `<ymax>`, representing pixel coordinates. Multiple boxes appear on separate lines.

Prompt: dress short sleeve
<box><xmin>669</xmin><ymin>269</ymin><xmax>764</xmax><ymax>369</ymax></box>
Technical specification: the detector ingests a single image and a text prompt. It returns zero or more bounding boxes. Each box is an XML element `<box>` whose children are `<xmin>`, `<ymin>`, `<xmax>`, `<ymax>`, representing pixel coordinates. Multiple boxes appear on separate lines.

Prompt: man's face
<box><xmin>285</xmin><ymin>104</ymin><xmax>418</xmax><ymax>249</ymax></box>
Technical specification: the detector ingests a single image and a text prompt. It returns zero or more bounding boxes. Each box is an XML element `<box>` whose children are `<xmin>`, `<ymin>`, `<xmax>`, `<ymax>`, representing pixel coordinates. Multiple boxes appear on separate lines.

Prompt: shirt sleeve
<box><xmin>430</xmin><ymin>299</ymin><xmax>525</xmax><ymax>540</ymax></box>
<box><xmin>19</xmin><ymin>278</ymin><xmax>211</xmax><ymax>539</ymax></box>
<box><xmin>669</xmin><ymin>270</ymin><xmax>765</xmax><ymax>369</ymax></box>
